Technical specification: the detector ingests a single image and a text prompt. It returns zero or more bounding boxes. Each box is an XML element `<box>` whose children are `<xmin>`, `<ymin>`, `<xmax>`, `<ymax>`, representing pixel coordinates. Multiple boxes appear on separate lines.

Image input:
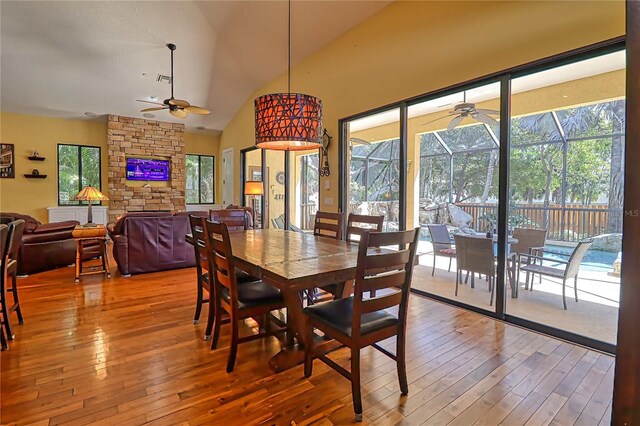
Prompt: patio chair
<box><xmin>427</xmin><ymin>224</ymin><xmax>456</xmax><ymax>276</ymax></box>
<box><xmin>453</xmin><ymin>234</ymin><xmax>496</xmax><ymax>306</ymax></box>
<box><xmin>517</xmin><ymin>238</ymin><xmax>594</xmax><ymax>310</ymax></box>
<box><xmin>509</xmin><ymin>227</ymin><xmax>547</xmax><ymax>294</ymax></box>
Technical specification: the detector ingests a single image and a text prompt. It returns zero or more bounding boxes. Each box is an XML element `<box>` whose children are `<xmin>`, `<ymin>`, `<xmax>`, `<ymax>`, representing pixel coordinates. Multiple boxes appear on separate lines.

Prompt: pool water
<box><xmin>541</xmin><ymin>244</ymin><xmax>616</xmax><ymax>272</ymax></box>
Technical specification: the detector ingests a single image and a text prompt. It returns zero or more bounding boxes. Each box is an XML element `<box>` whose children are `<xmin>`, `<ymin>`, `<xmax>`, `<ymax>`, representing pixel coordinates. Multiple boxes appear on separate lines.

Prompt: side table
<box><xmin>72</xmin><ymin>225</ymin><xmax>111</xmax><ymax>283</ymax></box>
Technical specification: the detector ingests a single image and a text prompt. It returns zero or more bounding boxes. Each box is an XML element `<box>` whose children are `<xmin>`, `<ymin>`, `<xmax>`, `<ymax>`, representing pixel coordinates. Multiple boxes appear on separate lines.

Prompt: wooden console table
<box><xmin>72</xmin><ymin>225</ymin><xmax>111</xmax><ymax>283</ymax></box>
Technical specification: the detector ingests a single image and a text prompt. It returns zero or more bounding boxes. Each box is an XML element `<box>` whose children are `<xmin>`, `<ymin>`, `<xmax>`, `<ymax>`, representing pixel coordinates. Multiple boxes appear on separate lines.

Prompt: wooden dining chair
<box><xmin>303</xmin><ymin>227</ymin><xmax>420</xmax><ymax>421</ymax></box>
<box><xmin>346</xmin><ymin>213</ymin><xmax>384</xmax><ymax>297</ymax></box>
<box><xmin>313</xmin><ymin>211</ymin><xmax>344</xmax><ymax>240</ymax></box>
<box><xmin>204</xmin><ymin>219</ymin><xmax>287</xmax><ymax>372</ymax></box>
<box><xmin>188</xmin><ymin>215</ymin><xmax>214</xmax><ymax>332</ymax></box>
<box><xmin>345</xmin><ymin>213</ymin><xmax>384</xmax><ymax>243</ymax></box>
<box><xmin>1</xmin><ymin>219</ymin><xmax>25</xmax><ymax>341</ymax></box>
<box><xmin>309</xmin><ymin>211</ymin><xmax>346</xmax><ymax>302</ymax></box>
<box><xmin>0</xmin><ymin>224</ymin><xmax>9</xmax><ymax>350</ymax></box>
<box><xmin>209</xmin><ymin>209</ymin><xmax>249</xmax><ymax>232</ymax></box>
<box><xmin>453</xmin><ymin>234</ymin><xmax>496</xmax><ymax>306</ymax></box>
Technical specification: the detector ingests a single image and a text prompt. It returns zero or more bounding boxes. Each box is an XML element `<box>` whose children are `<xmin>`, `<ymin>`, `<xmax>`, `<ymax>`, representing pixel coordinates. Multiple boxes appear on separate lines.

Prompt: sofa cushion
<box><xmin>0</xmin><ymin>212</ymin><xmax>40</xmax><ymax>233</ymax></box>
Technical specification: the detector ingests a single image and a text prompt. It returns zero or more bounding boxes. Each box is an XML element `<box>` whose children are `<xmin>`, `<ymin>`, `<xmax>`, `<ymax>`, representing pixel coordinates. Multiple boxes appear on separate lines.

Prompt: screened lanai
<box><xmin>343</xmin><ymin>50</ymin><xmax>625</xmax><ymax>348</ymax></box>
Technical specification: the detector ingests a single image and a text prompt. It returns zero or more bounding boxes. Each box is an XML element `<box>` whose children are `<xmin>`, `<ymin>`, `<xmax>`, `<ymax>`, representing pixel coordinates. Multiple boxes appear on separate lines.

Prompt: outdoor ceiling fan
<box><xmin>136</xmin><ymin>43</ymin><xmax>211</xmax><ymax>119</ymax></box>
<box><xmin>422</xmin><ymin>91</ymin><xmax>499</xmax><ymax>131</ymax></box>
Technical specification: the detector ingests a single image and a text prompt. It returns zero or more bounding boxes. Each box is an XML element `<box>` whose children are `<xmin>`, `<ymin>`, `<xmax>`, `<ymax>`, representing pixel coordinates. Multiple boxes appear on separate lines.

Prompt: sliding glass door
<box><xmin>406</xmin><ymin>82</ymin><xmax>501</xmax><ymax>313</ymax></box>
<box><xmin>506</xmin><ymin>50</ymin><xmax>625</xmax><ymax>349</ymax></box>
<box><xmin>343</xmin><ymin>108</ymin><xmax>403</xmax><ymax>231</ymax></box>
<box><xmin>338</xmin><ymin>43</ymin><xmax>624</xmax><ymax>352</ymax></box>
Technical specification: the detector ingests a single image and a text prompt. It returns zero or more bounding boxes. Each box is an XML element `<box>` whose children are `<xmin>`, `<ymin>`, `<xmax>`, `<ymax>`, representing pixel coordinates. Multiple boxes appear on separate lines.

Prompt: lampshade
<box><xmin>254</xmin><ymin>93</ymin><xmax>323</xmax><ymax>151</ymax></box>
<box><xmin>254</xmin><ymin>0</ymin><xmax>323</xmax><ymax>151</ymax></box>
<box><xmin>244</xmin><ymin>181</ymin><xmax>264</xmax><ymax>196</ymax></box>
<box><xmin>74</xmin><ymin>186</ymin><xmax>109</xmax><ymax>201</ymax></box>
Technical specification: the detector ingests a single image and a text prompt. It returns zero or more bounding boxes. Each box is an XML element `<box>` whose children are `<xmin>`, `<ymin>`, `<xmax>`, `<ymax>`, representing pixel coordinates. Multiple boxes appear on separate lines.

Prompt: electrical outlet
<box><xmin>324</xmin><ymin>197</ymin><xmax>334</xmax><ymax>206</ymax></box>
<box><xmin>324</xmin><ymin>180</ymin><xmax>331</xmax><ymax>190</ymax></box>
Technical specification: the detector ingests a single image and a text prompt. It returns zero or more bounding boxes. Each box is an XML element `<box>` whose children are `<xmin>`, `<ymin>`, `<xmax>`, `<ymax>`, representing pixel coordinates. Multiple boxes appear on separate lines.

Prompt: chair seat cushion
<box><xmin>235</xmin><ymin>269</ymin><xmax>260</xmax><ymax>284</ymax></box>
<box><xmin>520</xmin><ymin>263</ymin><xmax>565</xmax><ymax>278</ymax></box>
<box><xmin>439</xmin><ymin>248</ymin><xmax>456</xmax><ymax>256</ymax></box>
<box><xmin>221</xmin><ymin>280</ymin><xmax>283</xmax><ymax>309</ymax></box>
<box><xmin>303</xmin><ymin>297</ymin><xmax>398</xmax><ymax>337</ymax></box>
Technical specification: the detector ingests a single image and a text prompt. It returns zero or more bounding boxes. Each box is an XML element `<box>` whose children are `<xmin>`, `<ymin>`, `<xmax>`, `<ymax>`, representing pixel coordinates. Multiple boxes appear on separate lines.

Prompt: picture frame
<box><xmin>0</xmin><ymin>143</ymin><xmax>15</xmax><ymax>178</ymax></box>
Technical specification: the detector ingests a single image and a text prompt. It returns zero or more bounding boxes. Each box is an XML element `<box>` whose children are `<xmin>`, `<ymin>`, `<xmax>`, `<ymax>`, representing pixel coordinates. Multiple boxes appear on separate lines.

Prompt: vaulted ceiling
<box><xmin>0</xmin><ymin>1</ymin><xmax>391</xmax><ymax>132</ymax></box>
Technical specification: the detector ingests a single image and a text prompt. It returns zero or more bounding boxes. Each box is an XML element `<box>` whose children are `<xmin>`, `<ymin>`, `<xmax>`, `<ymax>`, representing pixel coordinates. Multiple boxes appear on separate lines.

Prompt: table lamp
<box><xmin>244</xmin><ymin>181</ymin><xmax>263</xmax><ymax>227</ymax></box>
<box><xmin>74</xmin><ymin>186</ymin><xmax>109</xmax><ymax>226</ymax></box>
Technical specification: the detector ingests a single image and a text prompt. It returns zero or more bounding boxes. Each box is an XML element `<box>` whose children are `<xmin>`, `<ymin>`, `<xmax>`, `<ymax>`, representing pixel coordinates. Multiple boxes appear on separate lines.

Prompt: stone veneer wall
<box><xmin>107</xmin><ymin>115</ymin><xmax>185</xmax><ymax>222</ymax></box>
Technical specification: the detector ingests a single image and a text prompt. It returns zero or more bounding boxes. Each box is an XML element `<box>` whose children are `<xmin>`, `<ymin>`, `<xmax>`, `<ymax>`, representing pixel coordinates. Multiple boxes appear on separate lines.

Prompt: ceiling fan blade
<box><xmin>140</xmin><ymin>107</ymin><xmax>167</xmax><ymax>112</ymax></box>
<box><xmin>350</xmin><ymin>137</ymin><xmax>371</xmax><ymax>145</ymax></box>
<box><xmin>168</xmin><ymin>98</ymin><xmax>190</xmax><ymax>107</ymax></box>
<box><xmin>473</xmin><ymin>112</ymin><xmax>499</xmax><ymax>126</ymax></box>
<box><xmin>421</xmin><ymin>115</ymin><xmax>451</xmax><ymax>126</ymax></box>
<box><xmin>184</xmin><ymin>105</ymin><xmax>211</xmax><ymax>115</ymax></box>
<box><xmin>447</xmin><ymin>115</ymin><xmax>465</xmax><ymax>131</ymax></box>
<box><xmin>136</xmin><ymin>99</ymin><xmax>164</xmax><ymax>106</ymax></box>
<box><xmin>170</xmin><ymin>109</ymin><xmax>188</xmax><ymax>119</ymax></box>
<box><xmin>474</xmin><ymin>108</ymin><xmax>500</xmax><ymax>115</ymax></box>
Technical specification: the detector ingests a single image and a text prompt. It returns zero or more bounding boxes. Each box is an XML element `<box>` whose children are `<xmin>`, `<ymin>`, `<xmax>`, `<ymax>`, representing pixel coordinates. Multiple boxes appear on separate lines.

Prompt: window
<box><xmin>57</xmin><ymin>144</ymin><xmax>101</xmax><ymax>205</ymax></box>
<box><xmin>186</xmin><ymin>154</ymin><xmax>215</xmax><ymax>204</ymax></box>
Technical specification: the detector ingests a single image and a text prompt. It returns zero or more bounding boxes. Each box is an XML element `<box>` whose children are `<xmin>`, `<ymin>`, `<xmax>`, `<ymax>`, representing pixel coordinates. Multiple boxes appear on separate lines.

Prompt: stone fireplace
<box><xmin>107</xmin><ymin>115</ymin><xmax>185</xmax><ymax>222</ymax></box>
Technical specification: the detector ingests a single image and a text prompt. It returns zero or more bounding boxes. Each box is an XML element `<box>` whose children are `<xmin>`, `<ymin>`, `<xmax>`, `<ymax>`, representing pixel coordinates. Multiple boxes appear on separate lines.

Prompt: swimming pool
<box><xmin>543</xmin><ymin>244</ymin><xmax>616</xmax><ymax>272</ymax></box>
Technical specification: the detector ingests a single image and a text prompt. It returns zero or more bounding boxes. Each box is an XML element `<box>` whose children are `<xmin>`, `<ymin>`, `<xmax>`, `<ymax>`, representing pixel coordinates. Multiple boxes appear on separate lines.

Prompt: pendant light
<box><xmin>254</xmin><ymin>0</ymin><xmax>323</xmax><ymax>151</ymax></box>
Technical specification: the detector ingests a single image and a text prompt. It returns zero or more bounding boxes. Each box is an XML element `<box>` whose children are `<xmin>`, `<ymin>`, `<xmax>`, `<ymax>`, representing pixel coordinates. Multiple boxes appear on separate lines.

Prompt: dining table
<box><xmin>187</xmin><ymin>228</ymin><xmax>362</xmax><ymax>373</ymax></box>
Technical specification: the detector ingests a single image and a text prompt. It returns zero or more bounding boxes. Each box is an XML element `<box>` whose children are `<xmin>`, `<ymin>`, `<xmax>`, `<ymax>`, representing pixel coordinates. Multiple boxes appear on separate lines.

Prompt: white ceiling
<box><xmin>0</xmin><ymin>0</ymin><xmax>391</xmax><ymax>133</ymax></box>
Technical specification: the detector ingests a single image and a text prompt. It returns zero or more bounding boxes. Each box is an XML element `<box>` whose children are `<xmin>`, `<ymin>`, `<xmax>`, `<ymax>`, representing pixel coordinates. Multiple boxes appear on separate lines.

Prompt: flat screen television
<box><xmin>126</xmin><ymin>157</ymin><xmax>170</xmax><ymax>181</ymax></box>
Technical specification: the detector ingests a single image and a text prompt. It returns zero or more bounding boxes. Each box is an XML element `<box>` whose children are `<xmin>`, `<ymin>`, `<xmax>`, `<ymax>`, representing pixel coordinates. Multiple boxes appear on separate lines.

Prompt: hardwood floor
<box><xmin>1</xmin><ymin>256</ymin><xmax>614</xmax><ymax>425</ymax></box>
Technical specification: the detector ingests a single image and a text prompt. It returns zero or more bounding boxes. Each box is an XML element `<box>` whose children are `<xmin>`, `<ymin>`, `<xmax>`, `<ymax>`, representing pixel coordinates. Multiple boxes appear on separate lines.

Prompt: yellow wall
<box><xmin>219</xmin><ymin>0</ymin><xmax>625</xmax><ymax>212</ymax></box>
<box><xmin>0</xmin><ymin>112</ymin><xmax>220</xmax><ymax>223</ymax></box>
<box><xmin>0</xmin><ymin>113</ymin><xmax>108</xmax><ymax>222</ymax></box>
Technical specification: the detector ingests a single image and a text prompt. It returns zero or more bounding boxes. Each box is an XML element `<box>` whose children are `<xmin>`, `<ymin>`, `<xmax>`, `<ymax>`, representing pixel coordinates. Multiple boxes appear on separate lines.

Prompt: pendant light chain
<box><xmin>287</xmin><ymin>0</ymin><xmax>291</xmax><ymax>95</ymax></box>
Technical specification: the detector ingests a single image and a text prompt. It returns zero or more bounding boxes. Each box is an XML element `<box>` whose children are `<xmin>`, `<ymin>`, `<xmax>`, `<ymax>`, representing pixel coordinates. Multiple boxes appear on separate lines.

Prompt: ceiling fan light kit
<box><xmin>136</xmin><ymin>43</ymin><xmax>211</xmax><ymax>119</ymax></box>
<box><xmin>254</xmin><ymin>0</ymin><xmax>323</xmax><ymax>151</ymax></box>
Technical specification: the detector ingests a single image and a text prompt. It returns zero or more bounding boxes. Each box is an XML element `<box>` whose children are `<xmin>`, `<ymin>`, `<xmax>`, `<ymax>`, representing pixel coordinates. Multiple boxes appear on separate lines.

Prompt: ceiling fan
<box><xmin>136</xmin><ymin>43</ymin><xmax>210</xmax><ymax>119</ymax></box>
<box><xmin>422</xmin><ymin>91</ymin><xmax>498</xmax><ymax>131</ymax></box>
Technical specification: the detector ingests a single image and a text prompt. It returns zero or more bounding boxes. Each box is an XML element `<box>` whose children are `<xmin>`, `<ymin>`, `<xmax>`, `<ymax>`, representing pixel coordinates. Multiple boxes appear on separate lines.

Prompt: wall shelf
<box><xmin>24</xmin><ymin>174</ymin><xmax>47</xmax><ymax>179</ymax></box>
<box><xmin>28</xmin><ymin>156</ymin><xmax>45</xmax><ymax>161</ymax></box>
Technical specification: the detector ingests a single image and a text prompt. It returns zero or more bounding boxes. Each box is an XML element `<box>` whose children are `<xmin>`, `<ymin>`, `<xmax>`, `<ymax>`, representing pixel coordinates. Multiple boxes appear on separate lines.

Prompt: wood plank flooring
<box><xmin>0</xmin><ymin>256</ymin><xmax>614</xmax><ymax>425</ymax></box>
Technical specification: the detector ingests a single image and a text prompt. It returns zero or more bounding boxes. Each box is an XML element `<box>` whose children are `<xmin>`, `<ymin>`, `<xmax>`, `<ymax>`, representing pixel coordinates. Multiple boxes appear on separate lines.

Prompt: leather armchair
<box><xmin>0</xmin><ymin>213</ymin><xmax>80</xmax><ymax>275</ymax></box>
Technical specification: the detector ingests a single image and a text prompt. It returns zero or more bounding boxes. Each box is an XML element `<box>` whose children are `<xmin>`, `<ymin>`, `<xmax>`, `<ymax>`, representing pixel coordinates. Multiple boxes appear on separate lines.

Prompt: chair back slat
<box><xmin>453</xmin><ymin>235</ymin><xmax>495</xmax><ymax>276</ymax></box>
<box><xmin>189</xmin><ymin>215</ymin><xmax>209</xmax><ymax>269</ymax></box>
<box><xmin>209</xmin><ymin>209</ymin><xmax>247</xmax><ymax>232</ymax></box>
<box><xmin>363</xmin><ymin>250</ymin><xmax>411</xmax><ymax>272</ymax></box>
<box><xmin>6</xmin><ymin>219</ymin><xmax>25</xmax><ymax>260</ymax></box>
<box><xmin>361</xmin><ymin>291</ymin><xmax>403</xmax><ymax>314</ymax></box>
<box><xmin>565</xmin><ymin>239</ymin><xmax>594</xmax><ymax>279</ymax></box>
<box><xmin>204</xmin><ymin>220</ymin><xmax>238</xmax><ymax>303</ymax></box>
<box><xmin>346</xmin><ymin>214</ymin><xmax>384</xmax><ymax>243</ymax></box>
<box><xmin>0</xmin><ymin>224</ymin><xmax>9</xmax><ymax>263</ymax></box>
<box><xmin>362</xmin><ymin>270</ymin><xmax>406</xmax><ymax>292</ymax></box>
<box><xmin>313</xmin><ymin>211</ymin><xmax>344</xmax><ymax>240</ymax></box>
<box><xmin>352</xmin><ymin>228</ymin><xmax>420</xmax><ymax>336</ymax></box>
<box><xmin>427</xmin><ymin>224</ymin><xmax>452</xmax><ymax>252</ymax></box>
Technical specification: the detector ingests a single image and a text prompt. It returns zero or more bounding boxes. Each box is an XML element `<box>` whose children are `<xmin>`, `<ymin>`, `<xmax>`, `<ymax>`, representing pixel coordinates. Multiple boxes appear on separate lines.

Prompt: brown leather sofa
<box><xmin>0</xmin><ymin>212</ymin><xmax>86</xmax><ymax>275</ymax></box>
<box><xmin>108</xmin><ymin>211</ymin><xmax>208</xmax><ymax>276</ymax></box>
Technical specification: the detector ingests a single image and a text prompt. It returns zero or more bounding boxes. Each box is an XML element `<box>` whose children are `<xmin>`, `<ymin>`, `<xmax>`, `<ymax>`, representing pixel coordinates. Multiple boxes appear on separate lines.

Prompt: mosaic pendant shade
<box><xmin>254</xmin><ymin>92</ymin><xmax>323</xmax><ymax>151</ymax></box>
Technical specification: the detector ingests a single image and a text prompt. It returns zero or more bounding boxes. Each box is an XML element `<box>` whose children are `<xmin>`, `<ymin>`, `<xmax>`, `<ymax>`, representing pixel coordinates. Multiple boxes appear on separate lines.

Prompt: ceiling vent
<box><xmin>156</xmin><ymin>74</ymin><xmax>172</xmax><ymax>84</ymax></box>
